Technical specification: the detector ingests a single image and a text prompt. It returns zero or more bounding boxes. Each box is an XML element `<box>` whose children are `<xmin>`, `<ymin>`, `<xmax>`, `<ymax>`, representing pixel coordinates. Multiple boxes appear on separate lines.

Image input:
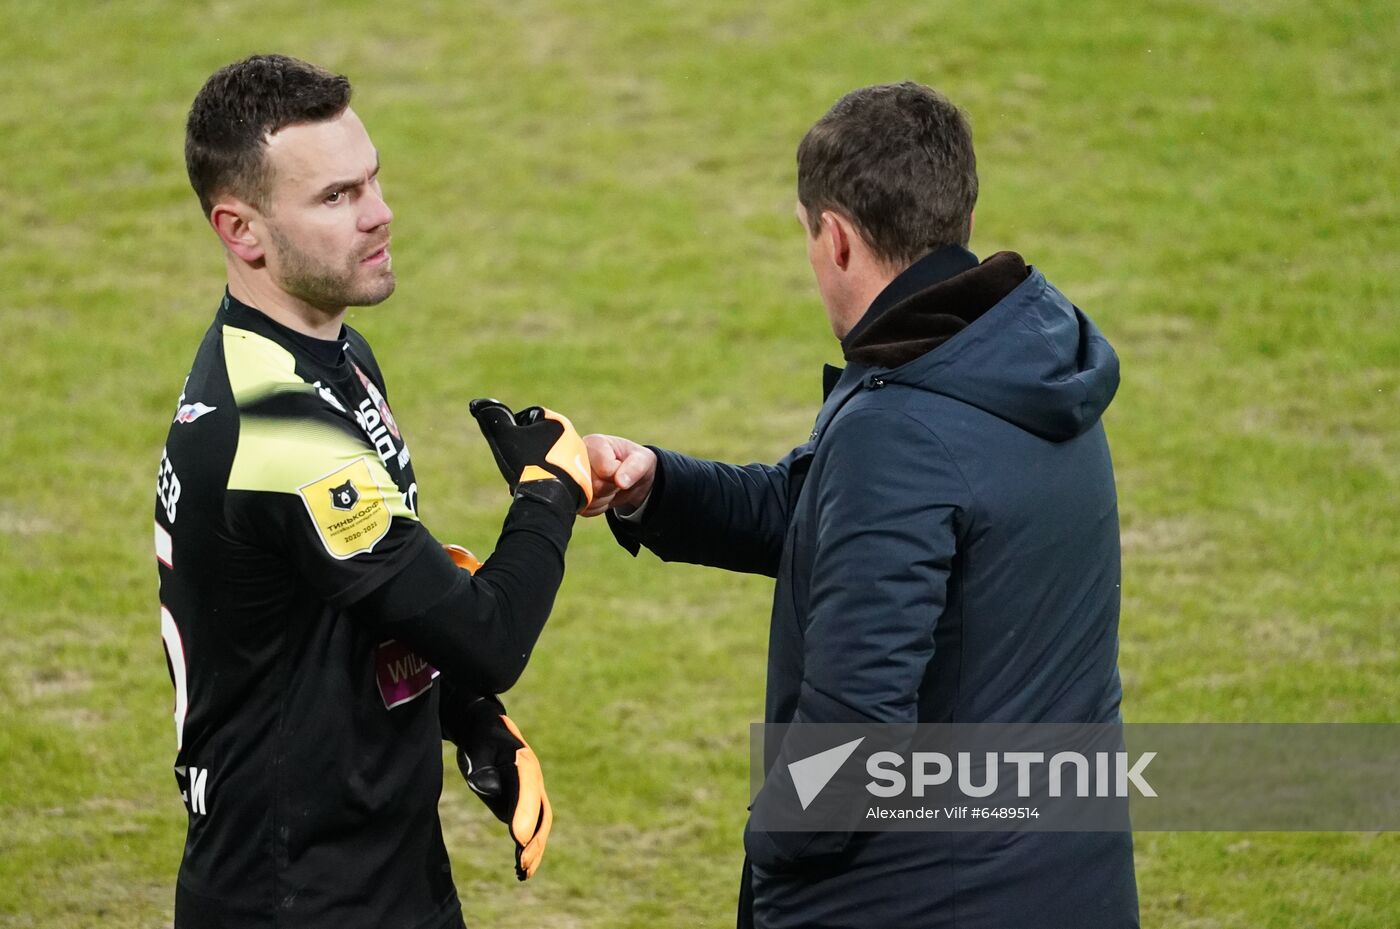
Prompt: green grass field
<box><xmin>1</xmin><ymin>0</ymin><xmax>1397</xmax><ymax>925</ymax></box>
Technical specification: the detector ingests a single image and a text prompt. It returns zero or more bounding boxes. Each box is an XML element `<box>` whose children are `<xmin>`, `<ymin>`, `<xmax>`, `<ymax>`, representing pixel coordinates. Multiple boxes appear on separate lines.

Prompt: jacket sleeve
<box><xmin>745</xmin><ymin>408</ymin><xmax>965</xmax><ymax>871</ymax></box>
<box><xmin>799</xmin><ymin>409</ymin><xmax>962</xmax><ymax>723</ymax></box>
<box><xmin>606</xmin><ymin>445</ymin><xmax>805</xmax><ymax>578</ymax></box>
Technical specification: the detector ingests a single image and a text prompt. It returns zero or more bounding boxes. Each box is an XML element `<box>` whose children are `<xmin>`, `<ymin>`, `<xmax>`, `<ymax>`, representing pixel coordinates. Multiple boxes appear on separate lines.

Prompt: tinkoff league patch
<box><xmin>298</xmin><ymin>458</ymin><xmax>392</xmax><ymax>559</ymax></box>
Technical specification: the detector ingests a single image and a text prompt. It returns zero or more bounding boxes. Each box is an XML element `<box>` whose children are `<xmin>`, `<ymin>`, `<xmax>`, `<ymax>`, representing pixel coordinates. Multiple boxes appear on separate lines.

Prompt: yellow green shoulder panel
<box><xmin>222</xmin><ymin>326</ymin><xmax>416</xmax><ymax>522</ymax></box>
<box><xmin>222</xmin><ymin>325</ymin><xmax>307</xmax><ymax>407</ymax></box>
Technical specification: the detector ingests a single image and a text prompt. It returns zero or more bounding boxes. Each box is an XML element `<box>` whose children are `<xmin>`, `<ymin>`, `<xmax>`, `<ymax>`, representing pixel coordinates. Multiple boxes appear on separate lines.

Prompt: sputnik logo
<box><xmin>788</xmin><ymin>737</ymin><xmax>865</xmax><ymax>810</ymax></box>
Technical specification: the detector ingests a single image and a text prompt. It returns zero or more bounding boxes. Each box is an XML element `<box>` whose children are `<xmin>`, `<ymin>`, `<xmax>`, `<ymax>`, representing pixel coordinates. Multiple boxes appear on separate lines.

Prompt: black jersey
<box><xmin>155</xmin><ymin>293</ymin><xmax>462</xmax><ymax>929</ymax></box>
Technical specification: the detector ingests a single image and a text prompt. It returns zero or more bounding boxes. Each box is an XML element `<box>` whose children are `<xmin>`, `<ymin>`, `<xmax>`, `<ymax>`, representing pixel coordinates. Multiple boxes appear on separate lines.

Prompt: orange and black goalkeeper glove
<box><xmin>443</xmin><ymin>691</ymin><xmax>553</xmax><ymax>881</ymax></box>
<box><xmin>469</xmin><ymin>398</ymin><xmax>593</xmax><ymax>513</ymax></box>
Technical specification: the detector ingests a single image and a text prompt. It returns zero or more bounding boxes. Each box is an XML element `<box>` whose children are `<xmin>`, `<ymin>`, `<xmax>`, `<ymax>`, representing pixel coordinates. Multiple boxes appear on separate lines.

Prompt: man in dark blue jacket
<box><xmin>584</xmin><ymin>82</ymin><xmax>1138</xmax><ymax>929</ymax></box>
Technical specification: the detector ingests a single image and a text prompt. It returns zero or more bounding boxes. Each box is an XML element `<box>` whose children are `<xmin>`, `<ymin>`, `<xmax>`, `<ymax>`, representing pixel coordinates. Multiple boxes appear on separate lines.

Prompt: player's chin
<box><xmin>351</xmin><ymin>271</ymin><xmax>397</xmax><ymax>307</ymax></box>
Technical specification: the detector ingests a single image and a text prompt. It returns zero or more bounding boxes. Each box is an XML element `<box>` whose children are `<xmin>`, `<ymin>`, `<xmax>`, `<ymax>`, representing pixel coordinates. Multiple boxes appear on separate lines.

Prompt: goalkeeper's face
<box><xmin>257</xmin><ymin>107</ymin><xmax>396</xmax><ymax>311</ymax></box>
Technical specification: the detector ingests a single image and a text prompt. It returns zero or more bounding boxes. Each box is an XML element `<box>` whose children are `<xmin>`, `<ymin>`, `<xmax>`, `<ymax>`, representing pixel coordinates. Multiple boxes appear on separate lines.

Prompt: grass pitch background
<box><xmin>1</xmin><ymin>0</ymin><xmax>1397</xmax><ymax>925</ymax></box>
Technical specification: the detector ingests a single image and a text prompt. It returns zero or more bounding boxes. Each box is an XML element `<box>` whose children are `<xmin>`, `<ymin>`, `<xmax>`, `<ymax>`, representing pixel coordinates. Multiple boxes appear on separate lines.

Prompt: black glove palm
<box><xmin>470</xmin><ymin>399</ymin><xmax>593</xmax><ymax>512</ymax></box>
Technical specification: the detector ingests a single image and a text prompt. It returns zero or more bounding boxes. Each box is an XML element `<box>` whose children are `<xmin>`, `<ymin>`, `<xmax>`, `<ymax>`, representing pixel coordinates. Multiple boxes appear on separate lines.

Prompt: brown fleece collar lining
<box><xmin>844</xmin><ymin>251</ymin><xmax>1031</xmax><ymax>369</ymax></box>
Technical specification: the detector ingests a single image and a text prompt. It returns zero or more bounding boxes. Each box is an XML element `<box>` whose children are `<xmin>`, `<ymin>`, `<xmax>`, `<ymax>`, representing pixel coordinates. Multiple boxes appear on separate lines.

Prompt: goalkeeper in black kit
<box><xmin>153</xmin><ymin>54</ymin><xmax>593</xmax><ymax>929</ymax></box>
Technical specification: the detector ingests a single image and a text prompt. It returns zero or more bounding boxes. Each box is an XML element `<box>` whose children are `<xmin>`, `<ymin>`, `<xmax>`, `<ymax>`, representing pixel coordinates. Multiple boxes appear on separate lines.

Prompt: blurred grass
<box><xmin>0</xmin><ymin>0</ymin><xmax>1397</xmax><ymax>926</ymax></box>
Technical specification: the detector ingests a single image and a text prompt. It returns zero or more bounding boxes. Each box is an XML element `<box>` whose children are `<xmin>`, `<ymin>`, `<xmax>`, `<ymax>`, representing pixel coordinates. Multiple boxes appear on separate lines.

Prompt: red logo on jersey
<box><xmin>374</xmin><ymin>639</ymin><xmax>438</xmax><ymax>709</ymax></box>
<box><xmin>354</xmin><ymin>365</ymin><xmax>401</xmax><ymax>440</ymax></box>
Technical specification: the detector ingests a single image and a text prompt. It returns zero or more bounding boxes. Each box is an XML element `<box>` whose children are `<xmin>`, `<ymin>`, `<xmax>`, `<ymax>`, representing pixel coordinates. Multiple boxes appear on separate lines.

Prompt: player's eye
<box><xmin>325</xmin><ymin>189</ymin><xmax>346</xmax><ymax>204</ymax></box>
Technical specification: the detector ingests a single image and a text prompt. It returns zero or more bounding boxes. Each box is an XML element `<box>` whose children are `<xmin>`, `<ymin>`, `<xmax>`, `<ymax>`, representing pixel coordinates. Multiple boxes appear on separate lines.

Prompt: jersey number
<box><xmin>160</xmin><ymin>606</ymin><xmax>189</xmax><ymax>750</ymax></box>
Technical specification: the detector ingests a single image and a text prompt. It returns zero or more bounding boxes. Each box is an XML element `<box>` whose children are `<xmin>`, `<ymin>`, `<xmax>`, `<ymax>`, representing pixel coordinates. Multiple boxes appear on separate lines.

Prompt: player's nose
<box><xmin>360</xmin><ymin>187</ymin><xmax>393</xmax><ymax>231</ymax></box>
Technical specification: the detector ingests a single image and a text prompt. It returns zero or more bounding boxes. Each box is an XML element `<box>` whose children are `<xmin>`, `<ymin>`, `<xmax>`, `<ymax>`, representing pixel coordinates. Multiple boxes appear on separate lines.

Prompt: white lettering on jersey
<box><xmin>188</xmin><ymin>766</ymin><xmax>209</xmax><ymax>815</ymax></box>
<box><xmin>403</xmin><ymin>482</ymin><xmax>418</xmax><ymax>517</ymax></box>
<box><xmin>354</xmin><ymin>365</ymin><xmax>401</xmax><ymax>439</ymax></box>
<box><xmin>160</xmin><ymin>606</ymin><xmax>188</xmax><ymax>748</ymax></box>
<box><xmin>157</xmin><ymin>450</ymin><xmax>181</xmax><ymax>523</ymax></box>
<box><xmin>350</xmin><ymin>364</ymin><xmax>411</xmax><ymax>468</ymax></box>
<box><xmin>388</xmin><ymin>652</ymin><xmax>430</xmax><ymax>684</ymax></box>
<box><xmin>154</xmin><ymin>522</ymin><xmax>173</xmax><ymax>568</ymax></box>
<box><xmin>355</xmin><ymin>398</ymin><xmax>398</xmax><ymax>466</ymax></box>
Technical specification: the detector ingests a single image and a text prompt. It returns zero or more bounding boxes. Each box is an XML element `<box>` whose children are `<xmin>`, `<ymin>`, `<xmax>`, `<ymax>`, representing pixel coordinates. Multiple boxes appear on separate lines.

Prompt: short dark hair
<box><xmin>185</xmin><ymin>54</ymin><xmax>352</xmax><ymax>217</ymax></box>
<box><xmin>797</xmin><ymin>82</ymin><xmax>978</xmax><ymax>267</ymax></box>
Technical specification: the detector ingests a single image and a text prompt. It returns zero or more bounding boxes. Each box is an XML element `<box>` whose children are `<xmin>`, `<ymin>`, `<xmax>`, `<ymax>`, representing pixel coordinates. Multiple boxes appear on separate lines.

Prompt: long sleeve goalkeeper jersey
<box><xmin>154</xmin><ymin>291</ymin><xmax>573</xmax><ymax>929</ymax></box>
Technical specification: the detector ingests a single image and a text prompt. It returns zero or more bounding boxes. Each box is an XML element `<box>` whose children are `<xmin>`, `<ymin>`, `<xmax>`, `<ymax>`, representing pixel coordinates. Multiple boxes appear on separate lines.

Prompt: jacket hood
<box><xmin>844</xmin><ymin>252</ymin><xmax>1119</xmax><ymax>441</ymax></box>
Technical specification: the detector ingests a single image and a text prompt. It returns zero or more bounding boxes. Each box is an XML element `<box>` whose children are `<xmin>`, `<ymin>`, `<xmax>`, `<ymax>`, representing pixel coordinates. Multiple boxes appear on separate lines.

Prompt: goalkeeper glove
<box><xmin>441</xmin><ymin>687</ymin><xmax>554</xmax><ymax>881</ymax></box>
<box><xmin>469</xmin><ymin>399</ymin><xmax>593</xmax><ymax>512</ymax></box>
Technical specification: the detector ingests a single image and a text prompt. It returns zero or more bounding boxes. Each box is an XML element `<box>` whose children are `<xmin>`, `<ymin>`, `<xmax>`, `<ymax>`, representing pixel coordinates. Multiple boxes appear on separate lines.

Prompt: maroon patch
<box><xmin>374</xmin><ymin>639</ymin><xmax>438</xmax><ymax>709</ymax></box>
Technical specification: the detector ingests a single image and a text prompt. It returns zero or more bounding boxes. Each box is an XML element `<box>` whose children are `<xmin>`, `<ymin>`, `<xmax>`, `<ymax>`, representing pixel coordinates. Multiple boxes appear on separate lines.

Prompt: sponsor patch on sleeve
<box><xmin>297</xmin><ymin>458</ymin><xmax>393</xmax><ymax>559</ymax></box>
<box><xmin>373</xmin><ymin>639</ymin><xmax>439</xmax><ymax>709</ymax></box>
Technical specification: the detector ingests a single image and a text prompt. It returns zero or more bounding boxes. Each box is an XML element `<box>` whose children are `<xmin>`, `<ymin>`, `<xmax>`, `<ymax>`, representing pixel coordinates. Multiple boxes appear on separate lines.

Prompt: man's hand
<box><xmin>582</xmin><ymin>435</ymin><xmax>657</xmax><ymax>517</ymax></box>
<box><xmin>470</xmin><ymin>399</ymin><xmax>593</xmax><ymax>512</ymax></box>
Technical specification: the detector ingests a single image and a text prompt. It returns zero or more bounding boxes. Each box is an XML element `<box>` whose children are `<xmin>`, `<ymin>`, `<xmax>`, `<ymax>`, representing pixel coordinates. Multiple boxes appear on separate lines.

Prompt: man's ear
<box><xmin>211</xmin><ymin>198</ymin><xmax>266</xmax><ymax>263</ymax></box>
<box><xmin>821</xmin><ymin>211</ymin><xmax>853</xmax><ymax>272</ymax></box>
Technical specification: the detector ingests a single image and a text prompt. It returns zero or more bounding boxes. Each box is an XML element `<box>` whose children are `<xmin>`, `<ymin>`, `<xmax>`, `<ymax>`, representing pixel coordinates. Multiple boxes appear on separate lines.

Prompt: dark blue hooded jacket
<box><xmin>610</xmin><ymin>248</ymin><xmax>1138</xmax><ymax>929</ymax></box>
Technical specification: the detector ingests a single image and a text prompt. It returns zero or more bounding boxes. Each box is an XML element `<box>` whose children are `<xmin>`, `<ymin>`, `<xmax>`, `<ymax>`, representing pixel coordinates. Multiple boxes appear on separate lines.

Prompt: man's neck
<box><xmin>839</xmin><ymin>245</ymin><xmax>980</xmax><ymax>345</ymax></box>
<box><xmin>226</xmin><ymin>264</ymin><xmax>345</xmax><ymax>340</ymax></box>
<box><xmin>832</xmin><ymin>269</ymin><xmax>900</xmax><ymax>340</ymax></box>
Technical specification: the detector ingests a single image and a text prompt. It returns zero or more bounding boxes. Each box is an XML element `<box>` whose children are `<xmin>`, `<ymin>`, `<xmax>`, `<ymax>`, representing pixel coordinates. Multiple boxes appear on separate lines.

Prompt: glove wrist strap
<box><xmin>514</xmin><ymin>478</ymin><xmax>579</xmax><ymax>514</ymax></box>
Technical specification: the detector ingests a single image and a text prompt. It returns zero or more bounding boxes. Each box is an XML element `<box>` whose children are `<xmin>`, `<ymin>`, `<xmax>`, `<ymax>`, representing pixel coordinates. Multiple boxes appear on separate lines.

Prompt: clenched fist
<box><xmin>582</xmin><ymin>435</ymin><xmax>657</xmax><ymax>518</ymax></box>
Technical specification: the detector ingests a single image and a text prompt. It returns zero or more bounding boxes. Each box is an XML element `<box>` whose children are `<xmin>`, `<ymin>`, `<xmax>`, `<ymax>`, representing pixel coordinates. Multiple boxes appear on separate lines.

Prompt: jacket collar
<box><xmin>841</xmin><ymin>245</ymin><xmax>980</xmax><ymax>352</ymax></box>
<box><xmin>814</xmin><ymin>245</ymin><xmax>1021</xmax><ymax>443</ymax></box>
<box><xmin>817</xmin><ymin>243</ymin><xmax>974</xmax><ymax>402</ymax></box>
<box><xmin>822</xmin><ymin>244</ymin><xmax>981</xmax><ymax>404</ymax></box>
<box><xmin>843</xmin><ymin>250</ymin><xmax>1030</xmax><ymax>370</ymax></box>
